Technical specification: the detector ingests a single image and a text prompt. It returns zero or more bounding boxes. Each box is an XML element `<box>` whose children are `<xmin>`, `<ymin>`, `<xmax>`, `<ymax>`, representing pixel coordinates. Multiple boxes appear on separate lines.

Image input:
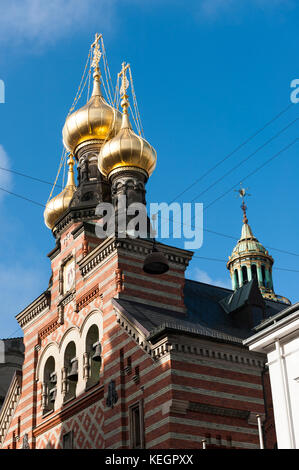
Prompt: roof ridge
<box><xmin>185</xmin><ymin>278</ymin><xmax>232</xmax><ymax>292</ymax></box>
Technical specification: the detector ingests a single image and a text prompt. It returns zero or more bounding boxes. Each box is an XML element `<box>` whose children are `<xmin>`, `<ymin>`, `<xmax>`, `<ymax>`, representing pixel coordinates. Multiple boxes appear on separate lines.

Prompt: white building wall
<box><xmin>244</xmin><ymin>303</ymin><xmax>299</xmax><ymax>449</ymax></box>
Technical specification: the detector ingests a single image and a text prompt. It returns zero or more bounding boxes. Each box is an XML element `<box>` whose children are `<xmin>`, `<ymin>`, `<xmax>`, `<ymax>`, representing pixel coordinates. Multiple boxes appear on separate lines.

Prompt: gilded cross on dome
<box><xmin>91</xmin><ymin>33</ymin><xmax>103</xmax><ymax>70</ymax></box>
<box><xmin>119</xmin><ymin>62</ymin><xmax>130</xmax><ymax>97</ymax></box>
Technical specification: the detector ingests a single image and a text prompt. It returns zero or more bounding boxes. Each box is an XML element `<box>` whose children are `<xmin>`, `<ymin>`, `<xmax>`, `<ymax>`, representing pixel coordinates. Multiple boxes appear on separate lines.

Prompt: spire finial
<box><xmin>235</xmin><ymin>184</ymin><xmax>251</xmax><ymax>224</ymax></box>
<box><xmin>66</xmin><ymin>153</ymin><xmax>76</xmax><ymax>188</ymax></box>
<box><xmin>91</xmin><ymin>33</ymin><xmax>102</xmax><ymax>73</ymax></box>
<box><xmin>91</xmin><ymin>33</ymin><xmax>103</xmax><ymax>96</ymax></box>
<box><xmin>118</xmin><ymin>61</ymin><xmax>131</xmax><ymax>128</ymax></box>
<box><xmin>119</xmin><ymin>61</ymin><xmax>130</xmax><ymax>112</ymax></box>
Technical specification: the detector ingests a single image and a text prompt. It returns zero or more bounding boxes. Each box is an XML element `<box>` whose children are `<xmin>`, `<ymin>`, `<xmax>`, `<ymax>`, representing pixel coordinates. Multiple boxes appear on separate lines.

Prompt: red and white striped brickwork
<box><xmin>0</xmin><ymin>224</ymin><xmax>276</xmax><ymax>449</ymax></box>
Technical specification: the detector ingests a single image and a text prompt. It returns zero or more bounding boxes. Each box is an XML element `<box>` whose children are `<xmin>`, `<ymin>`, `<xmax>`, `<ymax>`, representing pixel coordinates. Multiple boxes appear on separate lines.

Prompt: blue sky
<box><xmin>0</xmin><ymin>0</ymin><xmax>298</xmax><ymax>338</ymax></box>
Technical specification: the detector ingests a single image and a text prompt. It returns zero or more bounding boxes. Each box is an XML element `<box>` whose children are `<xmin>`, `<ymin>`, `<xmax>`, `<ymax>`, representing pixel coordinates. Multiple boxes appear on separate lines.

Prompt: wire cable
<box><xmin>0</xmin><ymin>166</ymin><xmax>63</xmax><ymax>189</ymax></box>
<box><xmin>190</xmin><ymin>117</ymin><xmax>299</xmax><ymax>204</ymax></box>
<box><xmin>204</xmin><ymin>137</ymin><xmax>298</xmax><ymax>211</ymax></box>
<box><xmin>169</xmin><ymin>103</ymin><xmax>294</xmax><ymax>203</ymax></box>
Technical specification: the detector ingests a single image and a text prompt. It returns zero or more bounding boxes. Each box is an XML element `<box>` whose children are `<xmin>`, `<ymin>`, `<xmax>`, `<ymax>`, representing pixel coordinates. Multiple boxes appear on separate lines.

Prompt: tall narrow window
<box><xmin>242</xmin><ymin>265</ymin><xmax>248</xmax><ymax>284</ymax></box>
<box><xmin>261</xmin><ymin>265</ymin><xmax>266</xmax><ymax>287</ymax></box>
<box><xmin>251</xmin><ymin>264</ymin><xmax>257</xmax><ymax>280</ymax></box>
<box><xmin>130</xmin><ymin>402</ymin><xmax>144</xmax><ymax>449</ymax></box>
<box><xmin>234</xmin><ymin>269</ymin><xmax>239</xmax><ymax>288</ymax></box>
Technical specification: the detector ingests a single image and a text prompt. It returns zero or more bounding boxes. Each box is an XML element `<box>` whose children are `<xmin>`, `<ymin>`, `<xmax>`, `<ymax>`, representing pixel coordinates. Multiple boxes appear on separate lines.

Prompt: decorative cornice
<box><xmin>75</xmin><ymin>139</ymin><xmax>104</xmax><ymax>157</ymax></box>
<box><xmin>78</xmin><ymin>236</ymin><xmax>117</xmax><ymax>277</ymax></box>
<box><xmin>53</xmin><ymin>206</ymin><xmax>98</xmax><ymax>238</ymax></box>
<box><xmin>189</xmin><ymin>402</ymin><xmax>250</xmax><ymax>419</ymax></box>
<box><xmin>227</xmin><ymin>251</ymin><xmax>274</xmax><ymax>269</ymax></box>
<box><xmin>16</xmin><ymin>291</ymin><xmax>51</xmax><ymax>328</ymax></box>
<box><xmin>47</xmin><ymin>240</ymin><xmax>61</xmax><ymax>260</ymax></box>
<box><xmin>76</xmin><ymin>284</ymin><xmax>99</xmax><ymax>312</ymax></box>
<box><xmin>109</xmin><ymin>166</ymin><xmax>148</xmax><ymax>181</ymax></box>
<box><xmin>71</xmin><ymin>221</ymin><xmax>96</xmax><ymax>240</ymax></box>
<box><xmin>38</xmin><ymin>314</ymin><xmax>60</xmax><ymax>343</ymax></box>
<box><xmin>58</xmin><ymin>289</ymin><xmax>76</xmax><ymax>308</ymax></box>
<box><xmin>168</xmin><ymin>341</ymin><xmax>265</xmax><ymax>368</ymax></box>
<box><xmin>78</xmin><ymin>236</ymin><xmax>193</xmax><ymax>278</ymax></box>
<box><xmin>0</xmin><ymin>371</ymin><xmax>22</xmax><ymax>447</ymax></box>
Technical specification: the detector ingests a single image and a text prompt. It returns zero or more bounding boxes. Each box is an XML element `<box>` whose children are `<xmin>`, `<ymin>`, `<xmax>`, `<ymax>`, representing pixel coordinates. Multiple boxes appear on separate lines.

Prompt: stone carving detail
<box><xmin>82</xmin><ymin>236</ymin><xmax>89</xmax><ymax>257</ymax></box>
<box><xmin>115</xmin><ymin>269</ymin><xmax>124</xmax><ymax>294</ymax></box>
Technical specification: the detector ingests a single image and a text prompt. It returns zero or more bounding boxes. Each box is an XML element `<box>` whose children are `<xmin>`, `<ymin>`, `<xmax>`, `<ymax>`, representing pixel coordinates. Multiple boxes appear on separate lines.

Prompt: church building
<box><xmin>0</xmin><ymin>35</ymin><xmax>291</xmax><ymax>450</ymax></box>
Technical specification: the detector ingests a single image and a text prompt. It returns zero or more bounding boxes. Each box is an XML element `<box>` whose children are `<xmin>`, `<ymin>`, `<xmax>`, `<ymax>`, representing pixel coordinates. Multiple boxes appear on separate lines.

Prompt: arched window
<box><xmin>42</xmin><ymin>356</ymin><xmax>56</xmax><ymax>414</ymax></box>
<box><xmin>234</xmin><ymin>269</ymin><xmax>239</xmax><ymax>288</ymax></box>
<box><xmin>242</xmin><ymin>266</ymin><xmax>248</xmax><ymax>284</ymax></box>
<box><xmin>251</xmin><ymin>264</ymin><xmax>257</xmax><ymax>280</ymax></box>
<box><xmin>261</xmin><ymin>265</ymin><xmax>266</xmax><ymax>287</ymax></box>
<box><xmin>85</xmin><ymin>325</ymin><xmax>101</xmax><ymax>389</ymax></box>
<box><xmin>64</xmin><ymin>342</ymin><xmax>78</xmax><ymax>402</ymax></box>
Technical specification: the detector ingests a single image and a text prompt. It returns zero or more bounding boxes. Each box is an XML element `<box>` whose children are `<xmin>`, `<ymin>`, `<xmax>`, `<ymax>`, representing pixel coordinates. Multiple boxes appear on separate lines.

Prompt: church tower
<box><xmin>227</xmin><ymin>188</ymin><xmax>290</xmax><ymax>304</ymax></box>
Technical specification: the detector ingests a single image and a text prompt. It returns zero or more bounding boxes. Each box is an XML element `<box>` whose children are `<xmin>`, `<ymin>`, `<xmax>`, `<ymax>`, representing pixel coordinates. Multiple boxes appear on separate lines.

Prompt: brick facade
<box><xmin>0</xmin><ymin>223</ymin><xmax>277</xmax><ymax>449</ymax></box>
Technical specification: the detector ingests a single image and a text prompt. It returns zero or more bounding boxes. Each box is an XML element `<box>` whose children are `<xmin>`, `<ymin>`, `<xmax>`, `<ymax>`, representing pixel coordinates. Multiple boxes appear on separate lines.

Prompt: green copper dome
<box><xmin>227</xmin><ymin>194</ymin><xmax>290</xmax><ymax>304</ymax></box>
<box><xmin>231</xmin><ymin>222</ymin><xmax>268</xmax><ymax>257</ymax></box>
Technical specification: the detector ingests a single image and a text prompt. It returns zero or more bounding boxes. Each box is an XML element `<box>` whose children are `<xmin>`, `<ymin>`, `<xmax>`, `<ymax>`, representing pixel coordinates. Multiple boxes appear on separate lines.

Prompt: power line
<box><xmin>1</xmin><ymin>163</ymin><xmax>299</xmax><ymax>262</ymax></box>
<box><xmin>3</xmin><ymin>326</ymin><xmax>23</xmax><ymax>339</ymax></box>
<box><xmin>204</xmin><ymin>137</ymin><xmax>298</xmax><ymax>211</ymax></box>
<box><xmin>169</xmin><ymin>103</ymin><xmax>294</xmax><ymax>203</ymax></box>
<box><xmin>191</xmin><ymin>254</ymin><xmax>299</xmax><ymax>272</ymax></box>
<box><xmin>156</xmin><ymin>138</ymin><xmax>299</xmax><ymax>259</ymax></box>
<box><xmin>1</xmin><ymin>137</ymin><xmax>299</xmax><ymax>264</ymax></box>
<box><xmin>0</xmin><ymin>186</ymin><xmax>45</xmax><ymax>208</ymax></box>
<box><xmin>0</xmin><ymin>166</ymin><xmax>63</xmax><ymax>189</ymax></box>
<box><xmin>189</xmin><ymin>116</ymin><xmax>299</xmax><ymax>204</ymax></box>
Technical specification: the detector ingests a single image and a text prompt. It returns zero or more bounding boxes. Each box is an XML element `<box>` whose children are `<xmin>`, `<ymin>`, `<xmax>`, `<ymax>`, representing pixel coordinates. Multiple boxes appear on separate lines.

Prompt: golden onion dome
<box><xmin>98</xmin><ymin>95</ymin><xmax>156</xmax><ymax>178</ymax></box>
<box><xmin>62</xmin><ymin>69</ymin><xmax>122</xmax><ymax>154</ymax></box>
<box><xmin>44</xmin><ymin>155</ymin><xmax>76</xmax><ymax>230</ymax></box>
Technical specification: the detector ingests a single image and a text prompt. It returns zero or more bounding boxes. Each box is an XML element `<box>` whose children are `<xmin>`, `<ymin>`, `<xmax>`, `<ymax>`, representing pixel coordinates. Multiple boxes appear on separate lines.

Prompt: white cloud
<box><xmin>190</xmin><ymin>267</ymin><xmax>231</xmax><ymax>289</ymax></box>
<box><xmin>0</xmin><ymin>145</ymin><xmax>12</xmax><ymax>199</ymax></box>
<box><xmin>0</xmin><ymin>0</ymin><xmax>116</xmax><ymax>48</ymax></box>
<box><xmin>0</xmin><ymin>0</ymin><xmax>295</xmax><ymax>50</ymax></box>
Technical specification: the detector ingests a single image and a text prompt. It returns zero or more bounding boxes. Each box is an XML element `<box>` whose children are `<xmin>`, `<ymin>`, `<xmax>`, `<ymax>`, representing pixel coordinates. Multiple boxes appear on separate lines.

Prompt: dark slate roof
<box><xmin>113</xmin><ymin>278</ymin><xmax>288</xmax><ymax>345</ymax></box>
<box><xmin>113</xmin><ymin>297</ymin><xmax>243</xmax><ymax>345</ymax></box>
<box><xmin>184</xmin><ymin>279</ymin><xmax>287</xmax><ymax>340</ymax></box>
<box><xmin>219</xmin><ymin>278</ymin><xmax>264</xmax><ymax>314</ymax></box>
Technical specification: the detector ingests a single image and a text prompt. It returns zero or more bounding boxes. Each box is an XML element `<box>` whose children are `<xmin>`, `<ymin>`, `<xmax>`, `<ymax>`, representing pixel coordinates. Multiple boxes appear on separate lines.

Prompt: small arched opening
<box><xmin>234</xmin><ymin>269</ymin><xmax>239</xmax><ymax>289</ymax></box>
<box><xmin>242</xmin><ymin>265</ymin><xmax>248</xmax><ymax>284</ymax></box>
<box><xmin>261</xmin><ymin>265</ymin><xmax>266</xmax><ymax>287</ymax></box>
<box><xmin>85</xmin><ymin>325</ymin><xmax>101</xmax><ymax>389</ymax></box>
<box><xmin>42</xmin><ymin>356</ymin><xmax>56</xmax><ymax>414</ymax></box>
<box><xmin>63</xmin><ymin>341</ymin><xmax>78</xmax><ymax>403</ymax></box>
<box><xmin>251</xmin><ymin>264</ymin><xmax>257</xmax><ymax>280</ymax></box>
